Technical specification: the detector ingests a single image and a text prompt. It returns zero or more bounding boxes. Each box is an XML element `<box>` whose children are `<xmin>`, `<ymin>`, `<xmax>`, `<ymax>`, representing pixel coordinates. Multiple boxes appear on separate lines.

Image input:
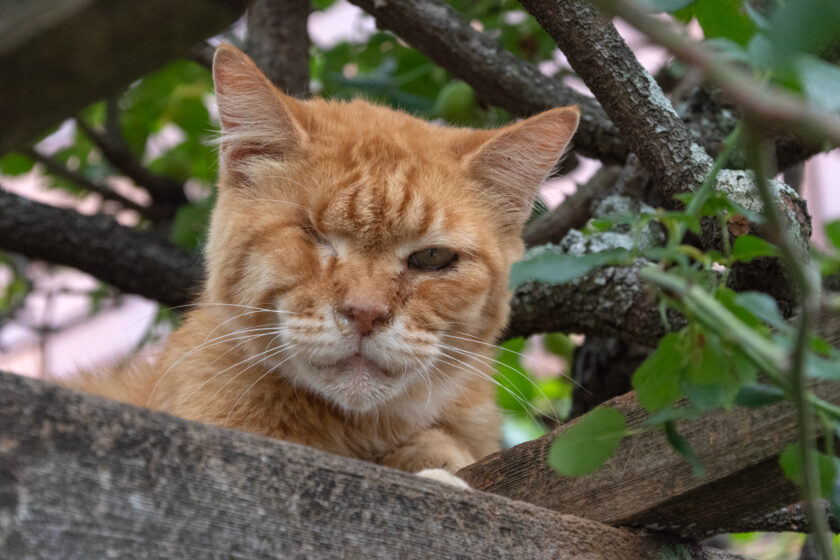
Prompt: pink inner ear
<box><xmin>212</xmin><ymin>45</ymin><xmax>303</xmax><ymax>175</ymax></box>
<box><xmin>469</xmin><ymin>107</ymin><xmax>580</xmax><ymax>227</ymax></box>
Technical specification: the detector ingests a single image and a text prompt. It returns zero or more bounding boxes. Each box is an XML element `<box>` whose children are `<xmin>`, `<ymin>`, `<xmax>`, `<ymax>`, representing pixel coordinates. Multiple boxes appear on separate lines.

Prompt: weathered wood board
<box><xmin>0</xmin><ymin>371</ymin><xmax>746</xmax><ymax>559</ymax></box>
<box><xmin>460</xmin><ymin>379</ymin><xmax>840</xmax><ymax>539</ymax></box>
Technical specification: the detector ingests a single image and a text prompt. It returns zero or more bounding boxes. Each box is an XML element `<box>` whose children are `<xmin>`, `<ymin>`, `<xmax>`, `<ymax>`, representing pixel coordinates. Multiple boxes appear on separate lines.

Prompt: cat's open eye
<box><xmin>408</xmin><ymin>248</ymin><xmax>458</xmax><ymax>271</ymax></box>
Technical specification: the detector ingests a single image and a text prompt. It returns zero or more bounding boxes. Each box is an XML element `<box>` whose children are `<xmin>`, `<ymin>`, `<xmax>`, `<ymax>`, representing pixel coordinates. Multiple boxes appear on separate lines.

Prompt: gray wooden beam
<box><xmin>460</xmin><ymin>379</ymin><xmax>840</xmax><ymax>540</ymax></box>
<box><xmin>0</xmin><ymin>371</ymin><xmax>746</xmax><ymax>559</ymax></box>
<box><xmin>0</xmin><ymin>0</ymin><xmax>248</xmax><ymax>153</ymax></box>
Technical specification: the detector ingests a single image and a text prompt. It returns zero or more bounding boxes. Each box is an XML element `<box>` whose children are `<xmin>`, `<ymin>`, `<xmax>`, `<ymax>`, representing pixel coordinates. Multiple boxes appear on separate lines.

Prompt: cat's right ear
<box><xmin>212</xmin><ymin>44</ymin><xmax>305</xmax><ymax>184</ymax></box>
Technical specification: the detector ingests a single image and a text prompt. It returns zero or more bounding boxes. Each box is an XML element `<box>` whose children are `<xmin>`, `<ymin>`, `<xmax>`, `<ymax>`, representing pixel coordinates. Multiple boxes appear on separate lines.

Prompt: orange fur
<box><xmin>73</xmin><ymin>45</ymin><xmax>579</xmax><ymax>474</ymax></box>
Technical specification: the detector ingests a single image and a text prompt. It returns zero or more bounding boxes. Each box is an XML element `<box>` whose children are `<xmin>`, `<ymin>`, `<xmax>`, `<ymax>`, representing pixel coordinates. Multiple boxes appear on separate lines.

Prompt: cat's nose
<box><xmin>336</xmin><ymin>303</ymin><xmax>391</xmax><ymax>336</ymax></box>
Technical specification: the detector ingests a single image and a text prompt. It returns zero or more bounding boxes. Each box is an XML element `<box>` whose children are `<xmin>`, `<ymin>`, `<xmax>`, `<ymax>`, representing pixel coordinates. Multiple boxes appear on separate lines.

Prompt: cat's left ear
<box><xmin>466</xmin><ymin>106</ymin><xmax>579</xmax><ymax>230</ymax></box>
<box><xmin>212</xmin><ymin>44</ymin><xmax>305</xmax><ymax>184</ymax></box>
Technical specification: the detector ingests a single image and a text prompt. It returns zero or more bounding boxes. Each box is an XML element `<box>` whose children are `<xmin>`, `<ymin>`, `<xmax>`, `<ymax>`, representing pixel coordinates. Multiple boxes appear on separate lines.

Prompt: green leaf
<box><xmin>807</xmin><ymin>354</ymin><xmax>840</xmax><ymax>380</ymax></box>
<box><xmin>170</xmin><ymin>197</ymin><xmax>214</xmax><ymax>251</ymax></box>
<box><xmin>493</xmin><ymin>338</ymin><xmax>536</xmax><ymax>416</ymax></box>
<box><xmin>704</xmin><ymin>37</ymin><xmax>752</xmax><ymax>64</ymax></box>
<box><xmin>548</xmin><ymin>407</ymin><xmax>627</xmax><ymax>476</ymax></box>
<box><xmin>779</xmin><ymin>443</ymin><xmax>838</xmax><ymax>496</ymax></box>
<box><xmin>510</xmin><ymin>248</ymin><xmax>630</xmax><ymax>288</ymax></box>
<box><xmin>683</xmin><ymin>332</ymin><xmax>757</xmax><ymax>410</ymax></box>
<box><xmin>644</xmin><ymin>406</ymin><xmax>702</xmax><ymax>426</ymax></box>
<box><xmin>543</xmin><ymin>332</ymin><xmax>576</xmax><ymax>361</ymax></box>
<box><xmin>732</xmin><ymin>291</ymin><xmax>787</xmax><ymax>331</ymax></box>
<box><xmin>691</xmin><ymin>0</ymin><xmax>756</xmax><ymax>46</ymax></box>
<box><xmin>765</xmin><ymin>0</ymin><xmax>840</xmax><ymax>64</ymax></box>
<box><xmin>640</xmin><ymin>0</ymin><xmax>696</xmax><ymax>13</ymax></box>
<box><xmin>664</xmin><ymin>421</ymin><xmax>706</xmax><ymax>477</ymax></box>
<box><xmin>796</xmin><ymin>56</ymin><xmax>840</xmax><ymax>114</ymax></box>
<box><xmin>0</xmin><ymin>153</ymin><xmax>34</xmax><ymax>176</ymax></box>
<box><xmin>633</xmin><ymin>332</ymin><xmax>686</xmax><ymax>413</ymax></box>
<box><xmin>731</xmin><ymin>234</ymin><xmax>780</xmax><ymax>262</ymax></box>
<box><xmin>734</xmin><ymin>383</ymin><xmax>786</xmax><ymax>408</ymax></box>
<box><xmin>826</xmin><ymin>220</ymin><xmax>840</xmax><ymax>249</ymax></box>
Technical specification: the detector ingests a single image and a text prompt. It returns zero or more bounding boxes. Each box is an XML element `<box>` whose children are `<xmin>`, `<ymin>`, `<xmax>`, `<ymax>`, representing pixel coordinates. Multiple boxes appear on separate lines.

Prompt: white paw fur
<box><xmin>416</xmin><ymin>468</ymin><xmax>471</xmax><ymax>489</ymax></box>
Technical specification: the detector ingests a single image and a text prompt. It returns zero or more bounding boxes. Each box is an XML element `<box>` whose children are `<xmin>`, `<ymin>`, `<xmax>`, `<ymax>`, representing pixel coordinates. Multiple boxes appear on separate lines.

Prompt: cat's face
<box><xmin>204</xmin><ymin>46</ymin><xmax>578</xmax><ymax>414</ymax></box>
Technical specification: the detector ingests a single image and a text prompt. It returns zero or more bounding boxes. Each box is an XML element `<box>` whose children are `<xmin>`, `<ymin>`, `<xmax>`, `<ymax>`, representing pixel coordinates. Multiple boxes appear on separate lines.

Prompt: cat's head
<box><xmin>204</xmin><ymin>45</ymin><xmax>578</xmax><ymax>414</ymax></box>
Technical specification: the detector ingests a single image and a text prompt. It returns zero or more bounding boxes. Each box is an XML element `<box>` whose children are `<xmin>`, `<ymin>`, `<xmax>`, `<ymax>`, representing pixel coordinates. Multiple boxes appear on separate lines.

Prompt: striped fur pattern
<box><xmin>78</xmin><ymin>45</ymin><xmax>579</xmax><ymax>474</ymax></box>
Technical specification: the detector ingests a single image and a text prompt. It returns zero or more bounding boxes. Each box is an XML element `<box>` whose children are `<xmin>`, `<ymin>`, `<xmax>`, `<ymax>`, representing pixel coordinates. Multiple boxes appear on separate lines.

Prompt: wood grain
<box><xmin>460</xmin><ymin>379</ymin><xmax>840</xmax><ymax>539</ymax></box>
<box><xmin>0</xmin><ymin>371</ymin><xmax>745</xmax><ymax>559</ymax></box>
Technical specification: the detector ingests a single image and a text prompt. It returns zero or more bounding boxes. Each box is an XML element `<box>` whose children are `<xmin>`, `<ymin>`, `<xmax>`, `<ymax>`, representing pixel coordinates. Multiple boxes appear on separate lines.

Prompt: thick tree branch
<box><xmin>521</xmin><ymin>0</ymin><xmax>711</xmax><ymax>203</ymax></box>
<box><xmin>506</xmin><ymin>259</ymin><xmax>685</xmax><ymax>346</ymax></box>
<box><xmin>0</xmin><ymin>189</ymin><xmax>201</xmax><ymax>307</ymax></box>
<box><xmin>0</xmin><ymin>0</ymin><xmax>248</xmax><ymax>153</ymax></box>
<box><xmin>245</xmin><ymin>0</ymin><xmax>311</xmax><ymax>97</ymax></box>
<box><xmin>346</xmin><ymin>0</ymin><xmax>627</xmax><ymax>163</ymax></box>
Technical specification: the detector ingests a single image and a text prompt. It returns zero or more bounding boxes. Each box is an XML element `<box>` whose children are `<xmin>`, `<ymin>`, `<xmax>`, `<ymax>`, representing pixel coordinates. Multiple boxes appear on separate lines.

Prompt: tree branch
<box><xmin>19</xmin><ymin>147</ymin><xmax>157</xmax><ymax>220</ymax></box>
<box><xmin>0</xmin><ymin>188</ymin><xmax>200</xmax><ymax>307</ymax></box>
<box><xmin>604</xmin><ymin>0</ymin><xmax>840</xmax><ymax>147</ymax></box>
<box><xmin>245</xmin><ymin>0</ymin><xmax>311</xmax><ymax>97</ymax></box>
<box><xmin>523</xmin><ymin>165</ymin><xmax>622</xmax><ymax>247</ymax></box>
<box><xmin>506</xmin><ymin>259</ymin><xmax>685</xmax><ymax>345</ymax></box>
<box><xmin>75</xmin><ymin>116</ymin><xmax>187</xmax><ymax>211</ymax></box>
<box><xmin>0</xmin><ymin>0</ymin><xmax>249</xmax><ymax>153</ymax></box>
<box><xmin>520</xmin><ymin>0</ymin><xmax>712</xmax><ymax>203</ymax></box>
<box><xmin>346</xmin><ymin>0</ymin><xmax>628</xmax><ymax>163</ymax></box>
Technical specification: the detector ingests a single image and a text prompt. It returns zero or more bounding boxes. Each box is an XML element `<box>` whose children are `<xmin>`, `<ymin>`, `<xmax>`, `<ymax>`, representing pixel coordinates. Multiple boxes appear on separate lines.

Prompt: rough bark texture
<box><xmin>0</xmin><ymin>0</ymin><xmax>248</xmax><ymax>153</ymax></box>
<box><xmin>0</xmin><ymin>189</ymin><xmax>201</xmax><ymax>308</ymax></box>
<box><xmin>347</xmin><ymin>0</ymin><xmax>627</xmax><ymax>164</ymax></box>
<box><xmin>0</xmin><ymin>188</ymin><xmax>681</xmax><ymax>344</ymax></box>
<box><xmin>0</xmin><ymin>371</ymin><xmax>745</xmax><ymax>560</ymax></box>
<box><xmin>459</xmin><ymin>379</ymin><xmax>840</xmax><ymax>540</ymax></box>
<box><xmin>505</xmin><ymin>259</ymin><xmax>686</xmax><ymax>346</ymax></box>
<box><xmin>520</xmin><ymin>0</ymin><xmax>711</xmax><ymax>202</ymax></box>
<box><xmin>245</xmin><ymin>0</ymin><xmax>311</xmax><ymax>97</ymax></box>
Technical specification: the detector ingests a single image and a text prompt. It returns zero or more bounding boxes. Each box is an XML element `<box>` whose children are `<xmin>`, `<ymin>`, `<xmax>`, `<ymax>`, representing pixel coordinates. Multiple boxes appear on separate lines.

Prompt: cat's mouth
<box><xmin>331</xmin><ymin>352</ymin><xmax>393</xmax><ymax>379</ymax></box>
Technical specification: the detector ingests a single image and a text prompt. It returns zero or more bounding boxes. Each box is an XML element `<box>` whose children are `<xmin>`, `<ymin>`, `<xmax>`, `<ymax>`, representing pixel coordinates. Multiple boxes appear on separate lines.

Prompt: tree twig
<box><xmin>347</xmin><ymin>0</ymin><xmax>627</xmax><ymax>163</ymax></box>
<box><xmin>19</xmin><ymin>147</ymin><xmax>157</xmax><ymax>219</ymax></box>
<box><xmin>523</xmin><ymin>166</ymin><xmax>622</xmax><ymax>247</ymax></box>
<box><xmin>74</xmin><ymin>116</ymin><xmax>187</xmax><ymax>212</ymax></box>
<box><xmin>603</xmin><ymin>0</ymin><xmax>840</xmax><ymax>147</ymax></box>
<box><xmin>745</xmin><ymin>126</ymin><xmax>833</xmax><ymax>559</ymax></box>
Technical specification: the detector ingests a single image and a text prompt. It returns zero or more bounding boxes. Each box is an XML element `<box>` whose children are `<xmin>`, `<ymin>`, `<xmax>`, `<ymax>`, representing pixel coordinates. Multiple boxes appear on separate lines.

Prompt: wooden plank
<box><xmin>459</xmin><ymin>379</ymin><xmax>840</xmax><ymax>539</ymax></box>
<box><xmin>0</xmin><ymin>0</ymin><xmax>247</xmax><ymax>153</ymax></box>
<box><xmin>0</xmin><ymin>371</ymin><xmax>746</xmax><ymax>559</ymax></box>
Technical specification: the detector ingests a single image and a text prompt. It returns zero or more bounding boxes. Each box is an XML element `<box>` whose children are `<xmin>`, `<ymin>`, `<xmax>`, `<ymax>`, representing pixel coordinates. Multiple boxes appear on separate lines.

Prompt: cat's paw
<box><xmin>416</xmin><ymin>468</ymin><xmax>471</xmax><ymax>489</ymax></box>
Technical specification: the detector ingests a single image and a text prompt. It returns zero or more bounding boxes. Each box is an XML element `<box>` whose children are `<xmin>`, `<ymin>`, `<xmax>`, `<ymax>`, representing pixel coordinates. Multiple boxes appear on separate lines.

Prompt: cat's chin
<box><xmin>297</xmin><ymin>353</ymin><xmax>407</xmax><ymax>414</ymax></box>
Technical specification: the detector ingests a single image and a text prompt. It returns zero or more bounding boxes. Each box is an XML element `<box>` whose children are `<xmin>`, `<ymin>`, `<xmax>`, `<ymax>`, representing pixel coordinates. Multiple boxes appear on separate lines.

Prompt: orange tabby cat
<box><xmin>75</xmin><ymin>45</ymin><xmax>579</xmax><ymax>481</ymax></box>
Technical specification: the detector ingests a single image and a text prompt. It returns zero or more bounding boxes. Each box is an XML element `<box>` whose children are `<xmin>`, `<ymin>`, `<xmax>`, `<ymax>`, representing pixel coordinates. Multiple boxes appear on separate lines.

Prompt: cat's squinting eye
<box><xmin>408</xmin><ymin>248</ymin><xmax>458</xmax><ymax>271</ymax></box>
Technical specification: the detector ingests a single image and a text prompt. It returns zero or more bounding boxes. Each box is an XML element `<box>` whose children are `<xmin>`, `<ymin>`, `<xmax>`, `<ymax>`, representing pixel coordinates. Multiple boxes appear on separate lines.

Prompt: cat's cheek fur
<box><xmin>70</xmin><ymin>45</ymin><xmax>579</xmax><ymax>478</ymax></box>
